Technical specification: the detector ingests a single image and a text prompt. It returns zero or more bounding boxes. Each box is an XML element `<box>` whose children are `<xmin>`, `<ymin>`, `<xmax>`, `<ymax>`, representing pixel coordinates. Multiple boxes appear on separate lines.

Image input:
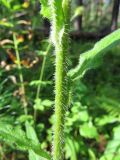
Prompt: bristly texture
<box><xmin>40</xmin><ymin>0</ymin><xmax>71</xmax><ymax>159</ymax></box>
<box><xmin>50</xmin><ymin>0</ymin><xmax>71</xmax><ymax>159</ymax></box>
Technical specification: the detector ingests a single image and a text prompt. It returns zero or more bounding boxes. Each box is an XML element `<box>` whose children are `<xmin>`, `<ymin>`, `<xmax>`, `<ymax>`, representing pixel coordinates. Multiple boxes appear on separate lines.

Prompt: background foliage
<box><xmin>0</xmin><ymin>0</ymin><xmax>120</xmax><ymax>159</ymax></box>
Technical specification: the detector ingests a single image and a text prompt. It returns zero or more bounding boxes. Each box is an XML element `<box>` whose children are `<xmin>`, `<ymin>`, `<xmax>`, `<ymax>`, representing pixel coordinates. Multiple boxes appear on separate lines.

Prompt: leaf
<box><xmin>68</xmin><ymin>29</ymin><xmax>120</xmax><ymax>81</ymax></box>
<box><xmin>100</xmin><ymin>126</ymin><xmax>120</xmax><ymax>160</ymax></box>
<box><xmin>25</xmin><ymin>121</ymin><xmax>42</xmax><ymax>160</ymax></box>
<box><xmin>65</xmin><ymin>136</ymin><xmax>77</xmax><ymax>160</ymax></box>
<box><xmin>62</xmin><ymin>0</ymin><xmax>71</xmax><ymax>23</ymax></box>
<box><xmin>1</xmin><ymin>0</ymin><xmax>11</xmax><ymax>9</ymax></box>
<box><xmin>50</xmin><ymin>0</ymin><xmax>64</xmax><ymax>30</ymax></box>
<box><xmin>80</xmin><ymin>122</ymin><xmax>98</xmax><ymax>139</ymax></box>
<box><xmin>52</xmin><ymin>0</ymin><xmax>64</xmax><ymax>27</ymax></box>
<box><xmin>95</xmin><ymin>115</ymin><xmax>119</xmax><ymax>126</ymax></box>
<box><xmin>97</xmin><ymin>96</ymin><xmax>120</xmax><ymax>117</ymax></box>
<box><xmin>17</xmin><ymin>115</ymin><xmax>33</xmax><ymax>123</ymax></box>
<box><xmin>88</xmin><ymin>149</ymin><xmax>96</xmax><ymax>160</ymax></box>
<box><xmin>36</xmin><ymin>50</ymin><xmax>47</xmax><ymax>56</ymax></box>
<box><xmin>71</xmin><ymin>6</ymin><xmax>84</xmax><ymax>21</ymax></box>
<box><xmin>34</xmin><ymin>98</ymin><xmax>53</xmax><ymax>111</ymax></box>
<box><xmin>0</xmin><ymin>20</ymin><xmax>14</xmax><ymax>27</ymax></box>
<box><xmin>40</xmin><ymin>0</ymin><xmax>51</xmax><ymax>19</ymax></box>
<box><xmin>0</xmin><ymin>123</ymin><xmax>51</xmax><ymax>160</ymax></box>
<box><xmin>42</xmin><ymin>99</ymin><xmax>53</xmax><ymax>107</ymax></box>
<box><xmin>30</xmin><ymin>80</ymin><xmax>52</xmax><ymax>86</ymax></box>
<box><xmin>25</xmin><ymin>121</ymin><xmax>39</xmax><ymax>144</ymax></box>
<box><xmin>34</xmin><ymin>98</ymin><xmax>44</xmax><ymax>111</ymax></box>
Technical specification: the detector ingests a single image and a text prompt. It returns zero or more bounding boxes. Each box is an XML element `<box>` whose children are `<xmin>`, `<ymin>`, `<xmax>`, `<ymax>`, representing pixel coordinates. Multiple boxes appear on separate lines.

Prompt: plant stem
<box><xmin>13</xmin><ymin>33</ymin><xmax>28</xmax><ymax>115</ymax></box>
<box><xmin>36</xmin><ymin>43</ymin><xmax>52</xmax><ymax>99</ymax></box>
<box><xmin>0</xmin><ymin>144</ymin><xmax>6</xmax><ymax>160</ymax></box>
<box><xmin>53</xmin><ymin>46</ymin><xmax>66</xmax><ymax>160</ymax></box>
<box><xmin>34</xmin><ymin>43</ymin><xmax>52</xmax><ymax>121</ymax></box>
<box><xmin>51</xmin><ymin>1</ymin><xmax>71</xmax><ymax>159</ymax></box>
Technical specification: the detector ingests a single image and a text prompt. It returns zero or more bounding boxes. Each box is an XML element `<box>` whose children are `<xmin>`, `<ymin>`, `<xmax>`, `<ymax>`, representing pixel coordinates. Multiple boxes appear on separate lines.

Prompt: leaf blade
<box><xmin>68</xmin><ymin>29</ymin><xmax>120</xmax><ymax>81</ymax></box>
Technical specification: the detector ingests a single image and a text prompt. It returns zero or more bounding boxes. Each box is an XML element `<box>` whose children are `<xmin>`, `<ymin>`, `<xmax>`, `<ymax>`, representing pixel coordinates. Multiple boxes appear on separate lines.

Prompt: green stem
<box><xmin>36</xmin><ymin>43</ymin><xmax>52</xmax><ymax>99</ymax></box>
<box><xmin>0</xmin><ymin>144</ymin><xmax>6</xmax><ymax>160</ymax></box>
<box><xmin>51</xmin><ymin>1</ymin><xmax>71</xmax><ymax>159</ymax></box>
<box><xmin>13</xmin><ymin>33</ymin><xmax>28</xmax><ymax>115</ymax></box>
<box><xmin>53</xmin><ymin>47</ymin><xmax>66</xmax><ymax>160</ymax></box>
<box><xmin>34</xmin><ymin>43</ymin><xmax>52</xmax><ymax>121</ymax></box>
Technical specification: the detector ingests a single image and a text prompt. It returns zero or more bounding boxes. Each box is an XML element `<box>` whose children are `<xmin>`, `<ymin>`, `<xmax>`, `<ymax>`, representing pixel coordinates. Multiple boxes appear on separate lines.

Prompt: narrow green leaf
<box><xmin>66</xmin><ymin>136</ymin><xmax>77</xmax><ymax>160</ymax></box>
<box><xmin>68</xmin><ymin>29</ymin><xmax>120</xmax><ymax>81</ymax></box>
<box><xmin>88</xmin><ymin>149</ymin><xmax>96</xmax><ymax>160</ymax></box>
<box><xmin>25</xmin><ymin>121</ymin><xmax>40</xmax><ymax>160</ymax></box>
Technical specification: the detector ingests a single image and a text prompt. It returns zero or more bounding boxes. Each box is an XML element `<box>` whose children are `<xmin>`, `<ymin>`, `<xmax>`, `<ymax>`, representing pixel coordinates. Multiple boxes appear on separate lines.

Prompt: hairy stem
<box><xmin>13</xmin><ymin>33</ymin><xmax>28</xmax><ymax>115</ymax></box>
<box><xmin>51</xmin><ymin>0</ymin><xmax>71</xmax><ymax>159</ymax></box>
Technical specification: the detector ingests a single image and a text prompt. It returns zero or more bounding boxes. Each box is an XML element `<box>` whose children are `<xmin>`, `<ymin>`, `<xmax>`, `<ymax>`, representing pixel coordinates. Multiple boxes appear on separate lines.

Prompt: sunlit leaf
<box><xmin>80</xmin><ymin>122</ymin><xmax>98</xmax><ymax>139</ymax></box>
<box><xmin>40</xmin><ymin>0</ymin><xmax>51</xmax><ymax>19</ymax></box>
